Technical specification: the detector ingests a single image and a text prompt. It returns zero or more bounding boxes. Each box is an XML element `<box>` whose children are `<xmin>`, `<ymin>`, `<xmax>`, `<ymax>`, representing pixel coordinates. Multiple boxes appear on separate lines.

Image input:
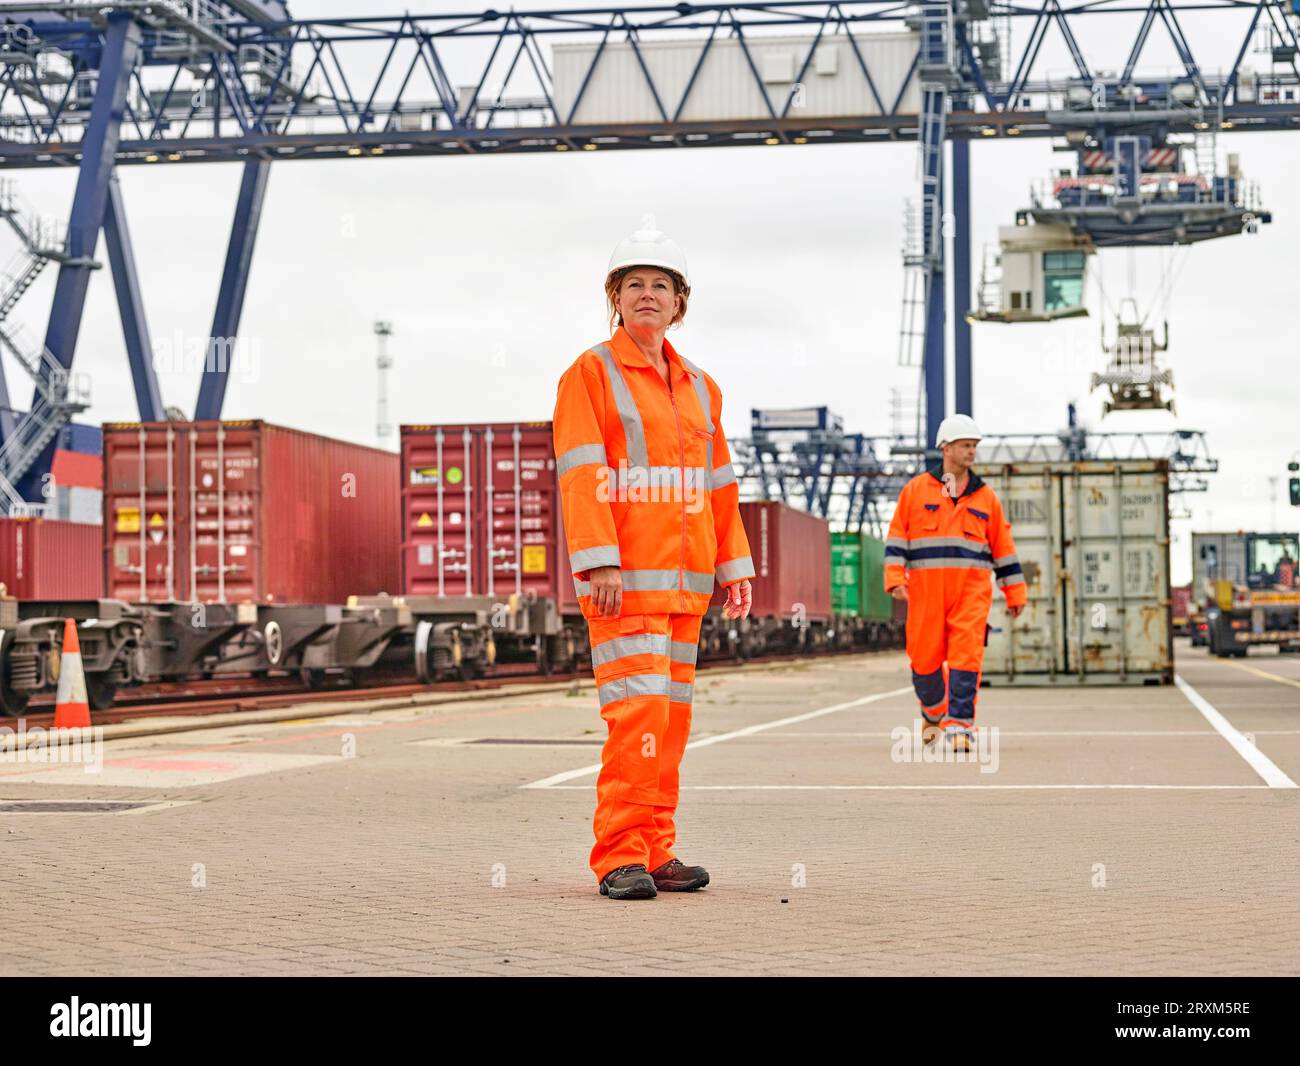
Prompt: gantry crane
<box><xmin>0</xmin><ymin>1</ymin><xmax>1295</xmax><ymax>514</ymax></box>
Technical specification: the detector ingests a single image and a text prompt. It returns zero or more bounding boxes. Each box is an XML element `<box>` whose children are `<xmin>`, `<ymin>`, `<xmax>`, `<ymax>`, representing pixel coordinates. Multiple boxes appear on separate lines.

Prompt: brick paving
<box><xmin>0</xmin><ymin>642</ymin><xmax>1295</xmax><ymax>976</ymax></box>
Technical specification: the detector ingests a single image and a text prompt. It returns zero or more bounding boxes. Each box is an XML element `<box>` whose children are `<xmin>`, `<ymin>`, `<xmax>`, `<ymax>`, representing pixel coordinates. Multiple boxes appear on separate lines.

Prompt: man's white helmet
<box><xmin>607</xmin><ymin>214</ymin><xmax>689</xmax><ymax>288</ymax></box>
<box><xmin>936</xmin><ymin>413</ymin><xmax>982</xmax><ymax>449</ymax></box>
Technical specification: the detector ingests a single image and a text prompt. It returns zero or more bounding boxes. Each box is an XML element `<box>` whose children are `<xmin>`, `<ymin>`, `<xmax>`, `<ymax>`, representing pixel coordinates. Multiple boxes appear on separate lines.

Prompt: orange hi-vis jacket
<box><xmin>884</xmin><ymin>466</ymin><xmax>1028</xmax><ymax>612</ymax></box>
<box><xmin>553</xmin><ymin>324</ymin><xmax>755</xmax><ymax>618</ymax></box>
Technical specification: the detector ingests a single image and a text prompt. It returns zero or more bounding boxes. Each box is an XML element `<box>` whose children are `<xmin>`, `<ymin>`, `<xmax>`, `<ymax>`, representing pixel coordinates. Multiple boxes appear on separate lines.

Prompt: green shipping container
<box><xmin>859</xmin><ymin>534</ymin><xmax>894</xmax><ymax>623</ymax></box>
<box><xmin>831</xmin><ymin>531</ymin><xmax>862</xmax><ymax>615</ymax></box>
<box><xmin>831</xmin><ymin>532</ymin><xmax>894</xmax><ymax>622</ymax></box>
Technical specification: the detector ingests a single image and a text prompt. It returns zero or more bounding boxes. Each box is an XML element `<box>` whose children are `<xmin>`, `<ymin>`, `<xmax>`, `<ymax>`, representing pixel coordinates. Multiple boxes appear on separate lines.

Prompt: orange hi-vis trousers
<box><xmin>586</xmin><ymin>611</ymin><xmax>704</xmax><ymax>884</ymax></box>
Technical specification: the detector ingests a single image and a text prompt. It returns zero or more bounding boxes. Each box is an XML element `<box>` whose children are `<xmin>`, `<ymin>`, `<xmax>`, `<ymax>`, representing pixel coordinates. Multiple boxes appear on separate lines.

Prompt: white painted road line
<box><xmin>536</xmin><ymin>784</ymin><xmax>1275</xmax><ymax>791</ymax></box>
<box><xmin>1174</xmin><ymin>673</ymin><xmax>1298</xmax><ymax>789</ymax></box>
<box><xmin>518</xmin><ymin>685</ymin><xmax>914</xmax><ymax>789</ymax></box>
<box><xmin>743</xmin><ymin>730</ymin><xmax>1300</xmax><ymax>738</ymax></box>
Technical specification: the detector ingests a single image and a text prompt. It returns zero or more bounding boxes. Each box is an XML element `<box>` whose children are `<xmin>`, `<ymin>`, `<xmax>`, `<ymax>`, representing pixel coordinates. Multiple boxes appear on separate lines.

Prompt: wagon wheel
<box><xmin>85</xmin><ymin>674</ymin><xmax>119</xmax><ymax>711</ymax></box>
<box><xmin>300</xmin><ymin>667</ymin><xmax>329</xmax><ymax>690</ymax></box>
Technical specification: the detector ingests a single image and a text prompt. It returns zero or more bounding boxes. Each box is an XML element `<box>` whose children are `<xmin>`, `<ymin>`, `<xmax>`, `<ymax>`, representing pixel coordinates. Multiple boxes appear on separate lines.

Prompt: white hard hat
<box><xmin>936</xmin><ymin>413</ymin><xmax>982</xmax><ymax>449</ymax></box>
<box><xmin>607</xmin><ymin>214</ymin><xmax>689</xmax><ymax>288</ymax></box>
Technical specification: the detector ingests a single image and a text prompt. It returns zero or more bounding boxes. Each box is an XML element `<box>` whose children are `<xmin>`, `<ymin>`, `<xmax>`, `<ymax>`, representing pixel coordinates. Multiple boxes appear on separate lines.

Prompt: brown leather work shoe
<box><xmin>650</xmin><ymin>858</ymin><xmax>710</xmax><ymax>892</ymax></box>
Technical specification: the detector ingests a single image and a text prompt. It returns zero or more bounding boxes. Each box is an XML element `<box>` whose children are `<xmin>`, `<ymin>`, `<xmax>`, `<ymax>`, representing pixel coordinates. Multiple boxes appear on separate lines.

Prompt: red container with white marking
<box><xmin>102</xmin><ymin>421</ymin><xmax>399</xmax><ymax>603</ymax></box>
<box><xmin>400</xmin><ymin>421</ymin><xmax>579</xmax><ymax>613</ymax></box>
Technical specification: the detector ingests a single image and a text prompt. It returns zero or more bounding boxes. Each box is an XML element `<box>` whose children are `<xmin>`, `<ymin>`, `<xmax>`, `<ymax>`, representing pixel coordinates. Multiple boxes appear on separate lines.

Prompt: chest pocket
<box><xmin>962</xmin><ymin>509</ymin><xmax>988</xmax><ymax>542</ymax></box>
<box><xmin>919</xmin><ymin>502</ymin><xmax>942</xmax><ymax>532</ymax></box>
<box><xmin>676</xmin><ymin>374</ymin><xmax>714</xmax><ymax>472</ymax></box>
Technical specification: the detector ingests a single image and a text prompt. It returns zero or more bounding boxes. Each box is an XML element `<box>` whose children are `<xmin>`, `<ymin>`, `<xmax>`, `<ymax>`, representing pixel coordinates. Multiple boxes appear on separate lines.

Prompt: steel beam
<box><xmin>103</xmin><ymin>170</ymin><xmax>164</xmax><ymax>421</ymax></box>
<box><xmin>194</xmin><ymin>159</ymin><xmax>270</xmax><ymax>420</ymax></box>
<box><xmin>15</xmin><ymin>11</ymin><xmax>140</xmax><ymax>502</ymax></box>
<box><xmin>952</xmin><ymin>133</ymin><xmax>972</xmax><ymax>419</ymax></box>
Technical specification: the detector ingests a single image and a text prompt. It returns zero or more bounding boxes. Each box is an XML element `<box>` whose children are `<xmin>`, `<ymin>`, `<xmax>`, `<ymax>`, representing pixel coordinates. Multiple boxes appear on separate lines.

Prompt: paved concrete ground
<box><xmin>1</xmin><ymin>640</ymin><xmax>1295</xmax><ymax>976</ymax></box>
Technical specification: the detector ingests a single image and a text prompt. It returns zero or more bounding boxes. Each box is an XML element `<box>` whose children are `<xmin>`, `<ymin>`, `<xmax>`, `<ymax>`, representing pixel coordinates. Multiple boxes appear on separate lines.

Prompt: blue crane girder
<box><xmin>0</xmin><ymin>1</ymin><xmax>1294</xmax><ymax>502</ymax></box>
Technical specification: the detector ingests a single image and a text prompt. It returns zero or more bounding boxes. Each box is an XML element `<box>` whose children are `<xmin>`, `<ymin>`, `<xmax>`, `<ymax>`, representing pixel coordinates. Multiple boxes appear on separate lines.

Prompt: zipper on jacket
<box><xmin>666</xmin><ymin>372</ymin><xmax>687</xmax><ymax>603</ymax></box>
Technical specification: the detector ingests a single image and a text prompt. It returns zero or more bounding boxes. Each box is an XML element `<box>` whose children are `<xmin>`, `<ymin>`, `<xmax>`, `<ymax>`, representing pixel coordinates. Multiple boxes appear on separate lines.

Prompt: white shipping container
<box><xmin>55</xmin><ymin>485</ymin><xmax>104</xmax><ymax>525</ymax></box>
<box><xmin>551</xmin><ymin>31</ymin><xmax>922</xmax><ymax>125</ymax></box>
<box><xmin>975</xmin><ymin>460</ymin><xmax>1172</xmax><ymax>685</ymax></box>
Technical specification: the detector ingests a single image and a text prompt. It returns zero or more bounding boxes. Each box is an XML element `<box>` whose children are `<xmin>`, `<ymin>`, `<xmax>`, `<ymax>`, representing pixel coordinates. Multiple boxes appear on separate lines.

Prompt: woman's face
<box><xmin>616</xmin><ymin>268</ymin><xmax>680</xmax><ymax>333</ymax></box>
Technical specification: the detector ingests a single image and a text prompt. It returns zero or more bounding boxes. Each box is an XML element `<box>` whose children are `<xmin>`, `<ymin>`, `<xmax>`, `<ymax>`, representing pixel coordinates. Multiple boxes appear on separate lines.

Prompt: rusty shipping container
<box><xmin>0</xmin><ymin>517</ymin><xmax>104</xmax><ymax>600</ymax></box>
<box><xmin>973</xmin><ymin>459</ymin><xmax>1172</xmax><ymax>685</ymax></box>
<box><xmin>709</xmin><ymin>501</ymin><xmax>830</xmax><ymax>621</ymax></box>
<box><xmin>103</xmin><ymin>421</ymin><xmax>400</xmax><ymax>604</ymax></box>
<box><xmin>401</xmin><ymin>422</ymin><xmax>580</xmax><ymax>612</ymax></box>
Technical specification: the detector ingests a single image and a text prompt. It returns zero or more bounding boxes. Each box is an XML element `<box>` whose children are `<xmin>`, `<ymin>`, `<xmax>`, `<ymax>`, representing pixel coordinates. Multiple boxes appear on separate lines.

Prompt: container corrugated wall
<box><xmin>401</xmin><ymin>423</ymin><xmax>569</xmax><ymax>607</ymax></box>
<box><xmin>832</xmin><ymin>531</ymin><xmax>893</xmax><ymax>621</ymax></box>
<box><xmin>103</xmin><ymin>421</ymin><xmax>399</xmax><ymax>604</ymax></box>
<box><xmin>0</xmin><ymin>517</ymin><xmax>103</xmax><ymax>599</ymax></box>
<box><xmin>552</xmin><ymin>31</ymin><xmax>921</xmax><ymax>125</ymax></box>
<box><xmin>710</xmin><ymin>501</ymin><xmax>830</xmax><ymax>620</ymax></box>
<box><xmin>859</xmin><ymin>534</ymin><xmax>894</xmax><ymax>623</ymax></box>
<box><xmin>831</xmin><ymin>531</ymin><xmax>863</xmax><ymax>615</ymax></box>
<box><xmin>975</xmin><ymin>460</ymin><xmax>1172</xmax><ymax>684</ymax></box>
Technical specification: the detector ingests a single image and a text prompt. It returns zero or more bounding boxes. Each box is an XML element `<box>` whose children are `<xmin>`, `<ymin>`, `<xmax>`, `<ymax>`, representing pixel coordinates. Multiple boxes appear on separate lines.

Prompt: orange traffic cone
<box><xmin>53</xmin><ymin>618</ymin><xmax>91</xmax><ymax>729</ymax></box>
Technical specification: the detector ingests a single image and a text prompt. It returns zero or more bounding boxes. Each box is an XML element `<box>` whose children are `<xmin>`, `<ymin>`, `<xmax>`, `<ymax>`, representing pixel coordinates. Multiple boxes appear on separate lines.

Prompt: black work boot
<box><xmin>650</xmin><ymin>858</ymin><xmax>710</xmax><ymax>892</ymax></box>
<box><xmin>599</xmin><ymin>864</ymin><xmax>657</xmax><ymax>900</ymax></box>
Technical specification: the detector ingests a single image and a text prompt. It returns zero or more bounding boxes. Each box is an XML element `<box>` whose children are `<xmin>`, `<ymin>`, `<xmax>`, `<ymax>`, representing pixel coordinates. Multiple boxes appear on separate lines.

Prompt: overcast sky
<box><xmin>4</xmin><ymin>1</ymin><xmax>1297</xmax><ymax>583</ymax></box>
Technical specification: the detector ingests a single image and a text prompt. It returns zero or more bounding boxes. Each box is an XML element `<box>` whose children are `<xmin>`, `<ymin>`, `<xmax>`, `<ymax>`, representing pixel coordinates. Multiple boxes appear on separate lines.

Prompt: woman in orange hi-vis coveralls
<box><xmin>884</xmin><ymin>415</ymin><xmax>1026</xmax><ymax>752</ymax></box>
<box><xmin>553</xmin><ymin>217</ymin><xmax>755</xmax><ymax>901</ymax></box>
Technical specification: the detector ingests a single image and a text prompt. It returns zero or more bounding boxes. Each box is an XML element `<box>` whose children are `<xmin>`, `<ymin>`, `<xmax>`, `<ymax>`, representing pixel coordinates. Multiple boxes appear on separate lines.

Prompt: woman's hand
<box><xmin>722</xmin><ymin>578</ymin><xmax>752</xmax><ymax>620</ymax></box>
<box><xmin>586</xmin><ymin>565</ymin><xmax>623</xmax><ymax>617</ymax></box>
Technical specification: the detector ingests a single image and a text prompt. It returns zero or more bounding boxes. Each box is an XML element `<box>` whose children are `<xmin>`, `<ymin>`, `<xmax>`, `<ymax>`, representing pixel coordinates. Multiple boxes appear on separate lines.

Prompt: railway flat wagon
<box><xmin>399</xmin><ymin>421</ymin><xmax>581</xmax><ymax>677</ymax></box>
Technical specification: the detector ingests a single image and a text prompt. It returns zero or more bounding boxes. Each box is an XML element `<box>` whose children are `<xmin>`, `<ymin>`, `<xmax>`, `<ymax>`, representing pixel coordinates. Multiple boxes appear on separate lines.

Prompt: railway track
<box><xmin>9</xmin><ymin>647</ymin><xmax>860</xmax><ymax>730</ymax></box>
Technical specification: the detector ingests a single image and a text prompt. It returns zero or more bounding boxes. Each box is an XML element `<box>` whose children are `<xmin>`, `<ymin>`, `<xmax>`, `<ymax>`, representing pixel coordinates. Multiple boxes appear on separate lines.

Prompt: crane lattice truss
<box><xmin>0</xmin><ymin>0</ymin><xmax>1295</xmax><ymax>508</ymax></box>
<box><xmin>734</xmin><ymin>418</ymin><xmax>1219</xmax><ymax>535</ymax></box>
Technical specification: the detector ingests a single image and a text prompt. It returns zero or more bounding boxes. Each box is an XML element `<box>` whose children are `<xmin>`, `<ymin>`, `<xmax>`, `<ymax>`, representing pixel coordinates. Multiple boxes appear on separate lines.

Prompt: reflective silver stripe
<box><xmin>570</xmin><ymin>545</ymin><xmax>620</xmax><ymax>572</ymax></box>
<box><xmin>909</xmin><ymin>536</ymin><xmax>991</xmax><ymax>552</ymax></box>
<box><xmin>679</xmin><ymin>354</ymin><xmax>714</xmax><ymax>475</ymax></box>
<box><xmin>997</xmin><ymin>572</ymin><xmax>1026</xmax><ymax>588</ymax></box>
<box><xmin>598</xmin><ymin>673</ymin><xmax>670</xmax><ymax>708</ymax></box>
<box><xmin>574</xmin><ymin>568</ymin><xmax>716</xmax><ymax>596</ymax></box>
<box><xmin>683</xmin><ymin>570</ymin><xmax>715</xmax><ymax>594</ymax></box>
<box><xmin>669</xmin><ymin>640</ymin><xmax>698</xmax><ymax>665</ymax></box>
<box><xmin>716</xmin><ymin>556</ymin><xmax>755</xmax><ymax>584</ymax></box>
<box><xmin>669</xmin><ymin>681</ymin><xmax>694</xmax><ymax>704</ymax></box>
<box><xmin>608</xmin><ymin>464</ymin><xmax>708</xmax><ymax>491</ymax></box>
<box><xmin>886</xmin><ymin>536</ymin><xmax>909</xmax><ymax>551</ymax></box>
<box><xmin>993</xmin><ymin>554</ymin><xmax>1020</xmax><ymax>567</ymax></box>
<box><xmin>593</xmin><ymin>344</ymin><xmax>649</xmax><ymax>470</ymax></box>
<box><xmin>906</xmin><ymin>556</ymin><xmax>993</xmax><ymax>571</ymax></box>
<box><xmin>622</xmin><ymin>568</ymin><xmax>712</xmax><ymax>593</ymax></box>
<box><xmin>556</xmin><ymin>443</ymin><xmax>607</xmax><ymax>477</ymax></box>
<box><xmin>709</xmin><ymin>462</ymin><xmax>736</xmax><ymax>490</ymax></box>
<box><xmin>590</xmin><ymin>632</ymin><xmax>670</xmax><ymax>667</ymax></box>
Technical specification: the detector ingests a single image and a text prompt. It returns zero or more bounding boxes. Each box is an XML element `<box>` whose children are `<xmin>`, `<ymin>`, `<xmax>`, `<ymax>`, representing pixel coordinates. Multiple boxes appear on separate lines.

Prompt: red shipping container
<box><xmin>0</xmin><ymin>517</ymin><xmax>104</xmax><ymax>600</ymax></box>
<box><xmin>401</xmin><ymin>426</ymin><xmax>826</xmax><ymax>621</ymax></box>
<box><xmin>709</xmin><ymin>501</ymin><xmax>831</xmax><ymax>621</ymax></box>
<box><xmin>1171</xmin><ymin>584</ymin><xmax>1191</xmax><ymax>622</ymax></box>
<box><xmin>401</xmin><ymin>422</ymin><xmax>580</xmax><ymax>610</ymax></box>
<box><xmin>52</xmin><ymin>449</ymin><xmax>103</xmax><ymax>490</ymax></box>
<box><xmin>103</xmin><ymin>421</ymin><xmax>399</xmax><ymax>604</ymax></box>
